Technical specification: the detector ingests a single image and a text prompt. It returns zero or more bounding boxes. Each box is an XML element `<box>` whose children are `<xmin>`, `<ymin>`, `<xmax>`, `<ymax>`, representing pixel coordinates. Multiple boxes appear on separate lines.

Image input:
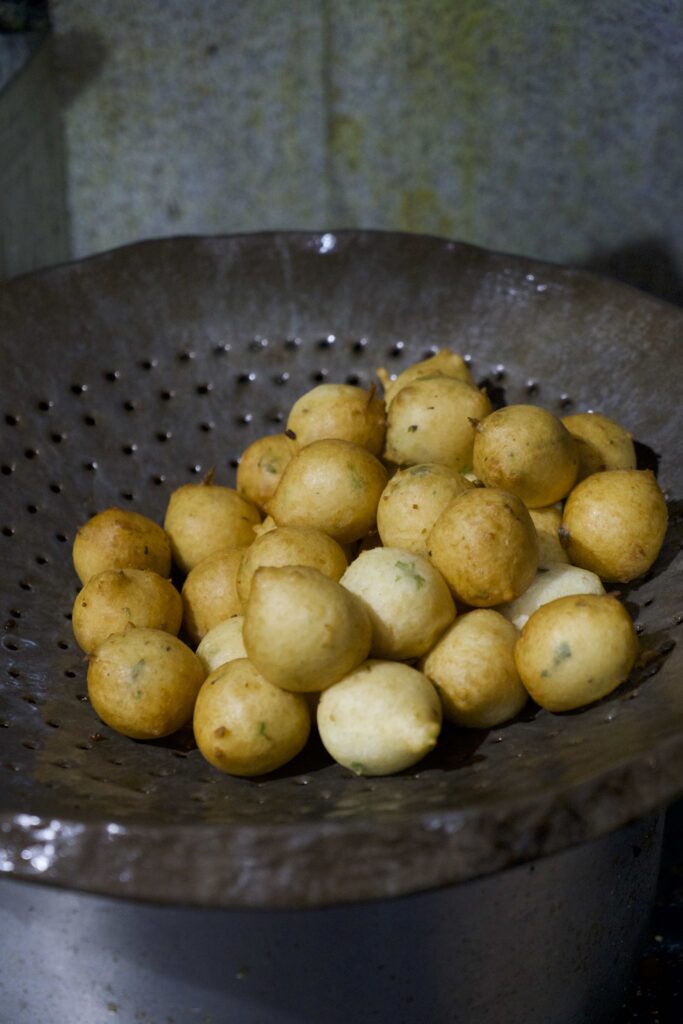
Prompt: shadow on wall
<box><xmin>583</xmin><ymin>240</ymin><xmax>683</xmax><ymax>308</ymax></box>
<box><xmin>0</xmin><ymin>1</ymin><xmax>49</xmax><ymax>32</ymax></box>
<box><xmin>51</xmin><ymin>28</ymin><xmax>108</xmax><ymax>106</ymax></box>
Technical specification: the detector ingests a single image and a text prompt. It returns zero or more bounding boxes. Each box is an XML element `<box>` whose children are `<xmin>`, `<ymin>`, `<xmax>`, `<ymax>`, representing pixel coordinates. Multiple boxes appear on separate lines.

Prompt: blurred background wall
<box><xmin>1</xmin><ymin>0</ymin><xmax>682</xmax><ymax>302</ymax></box>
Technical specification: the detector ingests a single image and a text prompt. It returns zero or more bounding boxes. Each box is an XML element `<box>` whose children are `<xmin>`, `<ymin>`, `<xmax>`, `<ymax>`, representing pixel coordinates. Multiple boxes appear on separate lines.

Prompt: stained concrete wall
<box><xmin>0</xmin><ymin>35</ymin><xmax>70</xmax><ymax>278</ymax></box>
<box><xmin>26</xmin><ymin>1</ymin><xmax>683</xmax><ymax>299</ymax></box>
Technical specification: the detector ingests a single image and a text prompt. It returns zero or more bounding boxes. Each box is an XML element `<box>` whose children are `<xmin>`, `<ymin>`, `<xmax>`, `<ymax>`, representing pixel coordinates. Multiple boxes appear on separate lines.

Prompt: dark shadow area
<box><xmin>147</xmin><ymin>723</ymin><xmax>197</xmax><ymax>754</ymax></box>
<box><xmin>634</xmin><ymin>439</ymin><xmax>661</xmax><ymax>477</ymax></box>
<box><xmin>51</xmin><ymin>27</ymin><xmax>108</xmax><ymax>106</ymax></box>
<box><xmin>617</xmin><ymin>798</ymin><xmax>683</xmax><ymax>1023</ymax></box>
<box><xmin>252</xmin><ymin>728</ymin><xmax>333</xmax><ymax>781</ymax></box>
<box><xmin>0</xmin><ymin>1</ymin><xmax>49</xmax><ymax>32</ymax></box>
<box><xmin>417</xmin><ymin>721</ymin><xmax>490</xmax><ymax>773</ymax></box>
<box><xmin>583</xmin><ymin>239</ymin><xmax>683</xmax><ymax>309</ymax></box>
<box><xmin>476</xmin><ymin>377</ymin><xmax>507</xmax><ymax>410</ymax></box>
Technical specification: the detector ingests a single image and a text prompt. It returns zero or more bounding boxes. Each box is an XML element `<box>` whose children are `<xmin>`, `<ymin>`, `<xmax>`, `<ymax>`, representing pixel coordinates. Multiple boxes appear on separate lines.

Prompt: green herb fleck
<box><xmin>347</xmin><ymin>463</ymin><xmax>364</xmax><ymax>491</ymax></box>
<box><xmin>131</xmin><ymin>658</ymin><xmax>146</xmax><ymax>680</ymax></box>
<box><xmin>408</xmin><ymin>465</ymin><xmax>433</xmax><ymax>476</ymax></box>
<box><xmin>407</xmin><ymin>424</ymin><xmax>418</xmax><ymax>432</ymax></box>
<box><xmin>262</xmin><ymin>461</ymin><xmax>278</xmax><ymax>475</ymax></box>
<box><xmin>350</xmin><ymin>761</ymin><xmax>366</xmax><ymax>775</ymax></box>
<box><xmin>395</xmin><ymin>560</ymin><xmax>425</xmax><ymax>589</ymax></box>
<box><xmin>553</xmin><ymin>641</ymin><xmax>572</xmax><ymax>665</ymax></box>
<box><xmin>258</xmin><ymin>721</ymin><xmax>267</xmax><ymax>737</ymax></box>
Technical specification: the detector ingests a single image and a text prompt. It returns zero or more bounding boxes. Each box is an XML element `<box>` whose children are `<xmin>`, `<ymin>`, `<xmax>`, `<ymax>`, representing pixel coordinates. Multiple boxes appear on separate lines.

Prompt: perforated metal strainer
<box><xmin>1</xmin><ymin>231</ymin><xmax>681</xmax><ymax>909</ymax></box>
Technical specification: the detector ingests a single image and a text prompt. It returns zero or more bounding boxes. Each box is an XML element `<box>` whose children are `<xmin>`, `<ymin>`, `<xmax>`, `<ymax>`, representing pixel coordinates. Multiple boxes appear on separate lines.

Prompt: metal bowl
<box><xmin>0</xmin><ymin>230</ymin><xmax>681</xmax><ymax>914</ymax></box>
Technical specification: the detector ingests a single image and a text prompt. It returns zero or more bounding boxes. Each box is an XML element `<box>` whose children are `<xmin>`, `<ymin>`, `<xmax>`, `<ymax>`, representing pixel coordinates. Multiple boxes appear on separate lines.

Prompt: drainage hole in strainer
<box><xmin>70</xmin><ymin>384</ymin><xmax>87</xmax><ymax>395</ymax></box>
<box><xmin>1</xmin><ymin>526</ymin><xmax>13</xmax><ymax>537</ymax></box>
<box><xmin>1</xmin><ymin>464</ymin><xmax>13</xmax><ymax>475</ymax></box>
<box><xmin>83</xmin><ymin>414</ymin><xmax>96</xmax><ymax>426</ymax></box>
<box><xmin>49</xmin><ymin>483</ymin><xmax>62</xmax><ymax>494</ymax></box>
<box><xmin>156</xmin><ymin>431</ymin><xmax>172</xmax><ymax>442</ymax></box>
<box><xmin>50</xmin><ymin>432</ymin><xmax>65</xmax><ymax>444</ymax></box>
<box><xmin>35</xmin><ymin>555</ymin><xmax>48</xmax><ymax>566</ymax></box>
<box><xmin>199</xmin><ymin>422</ymin><xmax>214</xmax><ymax>433</ymax></box>
<box><xmin>24</xmin><ymin>448</ymin><xmax>38</xmax><ymax>460</ymax></box>
<box><xmin>104</xmin><ymin>370</ymin><xmax>120</xmax><ymax>382</ymax></box>
<box><xmin>37</xmin><ymin>400</ymin><xmax>52</xmax><ymax>412</ymax></box>
<box><xmin>5</xmin><ymin>413</ymin><xmax>19</xmax><ymax>426</ymax></box>
<box><xmin>123</xmin><ymin>400</ymin><xmax>136</xmax><ymax>412</ymax></box>
<box><xmin>139</xmin><ymin>358</ymin><xmax>157</xmax><ymax>370</ymax></box>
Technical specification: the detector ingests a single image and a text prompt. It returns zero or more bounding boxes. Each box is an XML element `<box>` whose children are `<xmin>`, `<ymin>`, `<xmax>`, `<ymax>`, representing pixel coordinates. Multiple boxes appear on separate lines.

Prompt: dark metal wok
<box><xmin>0</xmin><ymin>231</ymin><xmax>681</xmax><ymax>1022</ymax></box>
